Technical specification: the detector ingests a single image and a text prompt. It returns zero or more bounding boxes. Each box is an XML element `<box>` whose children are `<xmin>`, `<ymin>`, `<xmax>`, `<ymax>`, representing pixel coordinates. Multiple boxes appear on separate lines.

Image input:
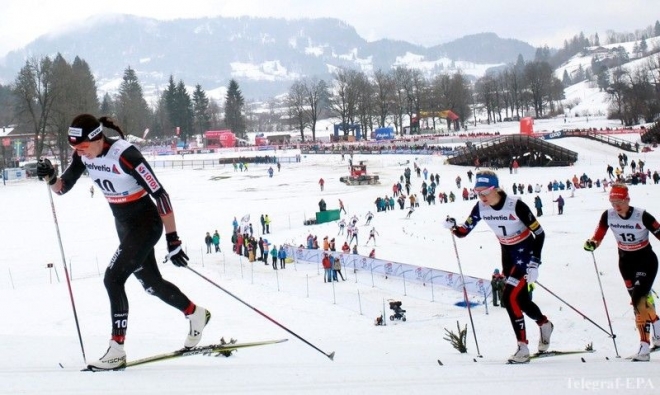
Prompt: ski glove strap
<box><xmin>164</xmin><ymin>232</ymin><xmax>189</xmax><ymax>267</ymax></box>
<box><xmin>526</xmin><ymin>257</ymin><xmax>540</xmax><ymax>283</ymax></box>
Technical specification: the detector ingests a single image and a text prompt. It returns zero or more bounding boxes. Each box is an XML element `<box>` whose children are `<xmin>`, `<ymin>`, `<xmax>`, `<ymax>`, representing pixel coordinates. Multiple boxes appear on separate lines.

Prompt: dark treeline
<box><xmin>1</xmin><ymin>19</ymin><xmax>659</xmax><ymax>165</ymax></box>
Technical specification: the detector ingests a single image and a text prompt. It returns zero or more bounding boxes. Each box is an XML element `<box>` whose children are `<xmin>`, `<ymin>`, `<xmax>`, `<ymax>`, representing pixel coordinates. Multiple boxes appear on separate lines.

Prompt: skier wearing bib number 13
<box><xmin>584</xmin><ymin>182</ymin><xmax>660</xmax><ymax>361</ymax></box>
<box><xmin>36</xmin><ymin>114</ymin><xmax>211</xmax><ymax>371</ymax></box>
<box><xmin>444</xmin><ymin>170</ymin><xmax>553</xmax><ymax>363</ymax></box>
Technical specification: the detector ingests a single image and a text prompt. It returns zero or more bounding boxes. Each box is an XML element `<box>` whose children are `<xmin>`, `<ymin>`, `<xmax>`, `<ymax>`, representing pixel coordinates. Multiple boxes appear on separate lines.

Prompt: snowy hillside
<box><xmin>556</xmin><ymin>36</ymin><xmax>660</xmax><ymax>118</ymax></box>
<box><xmin>1</xmin><ymin>115</ymin><xmax>660</xmax><ymax>394</ymax></box>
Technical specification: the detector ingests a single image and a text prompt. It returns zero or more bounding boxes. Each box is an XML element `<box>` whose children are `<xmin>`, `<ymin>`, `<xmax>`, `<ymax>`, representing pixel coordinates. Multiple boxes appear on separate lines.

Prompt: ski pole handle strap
<box><xmin>164</xmin><ymin>232</ymin><xmax>189</xmax><ymax>267</ymax></box>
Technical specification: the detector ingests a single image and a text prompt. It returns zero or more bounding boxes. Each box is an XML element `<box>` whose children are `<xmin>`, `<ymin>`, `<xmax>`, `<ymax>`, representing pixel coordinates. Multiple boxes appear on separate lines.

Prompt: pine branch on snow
<box><xmin>443</xmin><ymin>321</ymin><xmax>468</xmax><ymax>353</ymax></box>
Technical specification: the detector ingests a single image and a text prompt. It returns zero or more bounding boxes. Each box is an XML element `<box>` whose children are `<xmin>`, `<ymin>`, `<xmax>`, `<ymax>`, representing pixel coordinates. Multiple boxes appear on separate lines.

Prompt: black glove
<box><xmin>164</xmin><ymin>232</ymin><xmax>189</xmax><ymax>267</ymax></box>
<box><xmin>37</xmin><ymin>158</ymin><xmax>57</xmax><ymax>185</ymax></box>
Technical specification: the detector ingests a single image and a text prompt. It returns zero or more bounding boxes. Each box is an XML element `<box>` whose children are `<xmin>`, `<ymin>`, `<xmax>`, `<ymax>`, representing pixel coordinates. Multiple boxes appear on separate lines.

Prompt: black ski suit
<box><xmin>58</xmin><ymin>137</ymin><xmax>193</xmax><ymax>339</ymax></box>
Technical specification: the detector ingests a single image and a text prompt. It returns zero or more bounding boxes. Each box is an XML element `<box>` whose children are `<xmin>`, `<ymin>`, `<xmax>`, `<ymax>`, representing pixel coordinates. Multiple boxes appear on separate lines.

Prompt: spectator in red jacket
<box><xmin>322</xmin><ymin>253</ymin><xmax>332</xmax><ymax>283</ymax></box>
<box><xmin>341</xmin><ymin>242</ymin><xmax>350</xmax><ymax>253</ymax></box>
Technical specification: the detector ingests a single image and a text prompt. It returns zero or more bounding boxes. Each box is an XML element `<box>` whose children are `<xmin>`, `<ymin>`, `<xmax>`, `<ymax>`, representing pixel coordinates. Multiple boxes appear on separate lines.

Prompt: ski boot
<box><xmin>86</xmin><ymin>340</ymin><xmax>126</xmax><ymax>370</ymax></box>
<box><xmin>538</xmin><ymin>321</ymin><xmax>554</xmax><ymax>352</ymax></box>
<box><xmin>185</xmin><ymin>305</ymin><xmax>211</xmax><ymax>348</ymax></box>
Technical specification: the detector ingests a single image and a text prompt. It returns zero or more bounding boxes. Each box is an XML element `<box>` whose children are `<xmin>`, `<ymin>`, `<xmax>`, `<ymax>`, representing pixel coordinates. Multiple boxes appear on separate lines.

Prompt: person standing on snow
<box><xmin>333</xmin><ymin>253</ymin><xmax>346</xmax><ymax>281</ymax></box>
<box><xmin>212</xmin><ymin>230</ymin><xmax>220</xmax><ymax>252</ymax></box>
<box><xmin>232</xmin><ymin>217</ymin><xmax>239</xmax><ymax>233</ymax></box>
<box><xmin>584</xmin><ymin>183</ymin><xmax>660</xmax><ymax>361</ymax></box>
<box><xmin>36</xmin><ymin>114</ymin><xmax>210</xmax><ymax>371</ymax></box>
<box><xmin>553</xmin><ymin>195</ymin><xmax>565</xmax><ymax>215</ymax></box>
<box><xmin>258</xmin><ymin>237</ymin><xmax>265</xmax><ymax>262</ymax></box>
<box><xmin>491</xmin><ymin>268</ymin><xmax>506</xmax><ymax>307</ymax></box>
<box><xmin>270</xmin><ymin>245</ymin><xmax>278</xmax><ymax>270</ymax></box>
<box><xmin>264</xmin><ymin>214</ymin><xmax>271</xmax><ymax>234</ymax></box>
<box><xmin>278</xmin><ymin>245</ymin><xmax>287</xmax><ymax>269</ymax></box>
<box><xmin>444</xmin><ymin>170</ymin><xmax>553</xmax><ymax>364</ymax></box>
<box><xmin>205</xmin><ymin>232</ymin><xmax>213</xmax><ymax>253</ymax></box>
<box><xmin>322</xmin><ymin>253</ymin><xmax>332</xmax><ymax>283</ymax></box>
<box><xmin>534</xmin><ymin>195</ymin><xmax>543</xmax><ymax>217</ymax></box>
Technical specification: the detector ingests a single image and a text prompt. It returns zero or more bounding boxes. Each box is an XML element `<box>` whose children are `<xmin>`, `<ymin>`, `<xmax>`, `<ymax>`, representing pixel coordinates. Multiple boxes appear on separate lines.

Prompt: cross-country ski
<box><xmin>81</xmin><ymin>339</ymin><xmax>288</xmax><ymax>371</ymax></box>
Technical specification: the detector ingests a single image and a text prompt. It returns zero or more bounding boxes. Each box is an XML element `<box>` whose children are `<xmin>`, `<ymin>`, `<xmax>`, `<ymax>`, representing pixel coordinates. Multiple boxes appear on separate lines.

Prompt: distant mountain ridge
<box><xmin>0</xmin><ymin>14</ymin><xmax>537</xmax><ymax>98</ymax></box>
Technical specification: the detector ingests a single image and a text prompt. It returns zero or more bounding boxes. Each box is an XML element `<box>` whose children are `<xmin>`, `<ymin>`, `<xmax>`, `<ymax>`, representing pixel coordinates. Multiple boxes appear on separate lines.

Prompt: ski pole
<box><xmin>535</xmin><ymin>281</ymin><xmax>615</xmax><ymax>338</ymax></box>
<box><xmin>589</xmin><ymin>251</ymin><xmax>621</xmax><ymax>358</ymax></box>
<box><xmin>46</xmin><ymin>183</ymin><xmax>87</xmax><ymax>362</ymax></box>
<box><xmin>449</xmin><ymin>231</ymin><xmax>482</xmax><ymax>357</ymax></box>
<box><xmin>185</xmin><ymin>266</ymin><xmax>335</xmax><ymax>360</ymax></box>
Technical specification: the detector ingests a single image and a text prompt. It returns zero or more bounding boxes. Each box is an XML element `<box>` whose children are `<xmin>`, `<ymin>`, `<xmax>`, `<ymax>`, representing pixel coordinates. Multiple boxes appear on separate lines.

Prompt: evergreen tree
<box><xmin>164</xmin><ymin>75</ymin><xmax>178</xmax><ymax>134</ymax></box>
<box><xmin>224</xmin><ymin>79</ymin><xmax>246</xmax><ymax>137</ymax></box>
<box><xmin>574</xmin><ymin>64</ymin><xmax>586</xmax><ymax>83</ymax></box>
<box><xmin>163</xmin><ymin>75</ymin><xmax>194</xmax><ymax>143</ymax></box>
<box><xmin>614</xmin><ymin>46</ymin><xmax>629</xmax><ymax>65</ymax></box>
<box><xmin>562</xmin><ymin>69</ymin><xmax>572</xmax><ymax>87</ymax></box>
<box><xmin>594</xmin><ymin>33</ymin><xmax>600</xmax><ymax>46</ymax></box>
<box><xmin>0</xmin><ymin>84</ymin><xmax>16</xmax><ymax>127</ymax></box>
<box><xmin>116</xmin><ymin>66</ymin><xmax>151</xmax><ymax>138</ymax></box>
<box><xmin>534</xmin><ymin>45</ymin><xmax>551</xmax><ymax>63</ymax></box>
<box><xmin>100</xmin><ymin>93</ymin><xmax>114</xmax><ymax>116</ymax></box>
<box><xmin>149</xmin><ymin>93</ymin><xmax>171</xmax><ymax>140</ymax></box>
<box><xmin>70</xmin><ymin>57</ymin><xmax>100</xmax><ymax>114</ymax></box>
<box><xmin>639</xmin><ymin>36</ymin><xmax>648</xmax><ymax>55</ymax></box>
<box><xmin>595</xmin><ymin>65</ymin><xmax>610</xmax><ymax>91</ymax></box>
<box><xmin>655</xmin><ymin>20</ymin><xmax>660</xmax><ymax>37</ymax></box>
<box><xmin>175</xmin><ymin>80</ymin><xmax>194</xmax><ymax>143</ymax></box>
<box><xmin>192</xmin><ymin>84</ymin><xmax>211</xmax><ymax>136</ymax></box>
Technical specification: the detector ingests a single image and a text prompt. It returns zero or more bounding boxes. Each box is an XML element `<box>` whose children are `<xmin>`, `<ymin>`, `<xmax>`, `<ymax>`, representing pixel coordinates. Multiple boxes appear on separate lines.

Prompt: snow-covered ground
<box><xmin>1</xmin><ymin>115</ymin><xmax>659</xmax><ymax>394</ymax></box>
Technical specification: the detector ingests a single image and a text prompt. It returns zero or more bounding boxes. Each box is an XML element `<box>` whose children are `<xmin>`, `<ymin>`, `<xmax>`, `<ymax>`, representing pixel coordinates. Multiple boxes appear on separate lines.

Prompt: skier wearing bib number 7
<box><xmin>444</xmin><ymin>170</ymin><xmax>553</xmax><ymax>363</ymax></box>
<box><xmin>36</xmin><ymin>114</ymin><xmax>211</xmax><ymax>371</ymax></box>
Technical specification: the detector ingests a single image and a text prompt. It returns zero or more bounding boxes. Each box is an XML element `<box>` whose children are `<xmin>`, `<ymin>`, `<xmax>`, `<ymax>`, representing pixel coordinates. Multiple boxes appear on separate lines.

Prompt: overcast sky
<box><xmin>1</xmin><ymin>0</ymin><xmax>657</xmax><ymax>57</ymax></box>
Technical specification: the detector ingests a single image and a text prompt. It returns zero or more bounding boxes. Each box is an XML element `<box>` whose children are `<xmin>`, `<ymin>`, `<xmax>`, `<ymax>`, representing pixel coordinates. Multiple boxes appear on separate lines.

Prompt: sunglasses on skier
<box><xmin>476</xmin><ymin>186</ymin><xmax>495</xmax><ymax>197</ymax></box>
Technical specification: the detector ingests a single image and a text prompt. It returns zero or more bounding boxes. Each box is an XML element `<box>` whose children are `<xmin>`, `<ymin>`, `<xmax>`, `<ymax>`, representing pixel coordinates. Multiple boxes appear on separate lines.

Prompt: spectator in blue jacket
<box><xmin>270</xmin><ymin>245</ymin><xmax>278</xmax><ymax>270</ymax></box>
<box><xmin>278</xmin><ymin>246</ymin><xmax>287</xmax><ymax>269</ymax></box>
